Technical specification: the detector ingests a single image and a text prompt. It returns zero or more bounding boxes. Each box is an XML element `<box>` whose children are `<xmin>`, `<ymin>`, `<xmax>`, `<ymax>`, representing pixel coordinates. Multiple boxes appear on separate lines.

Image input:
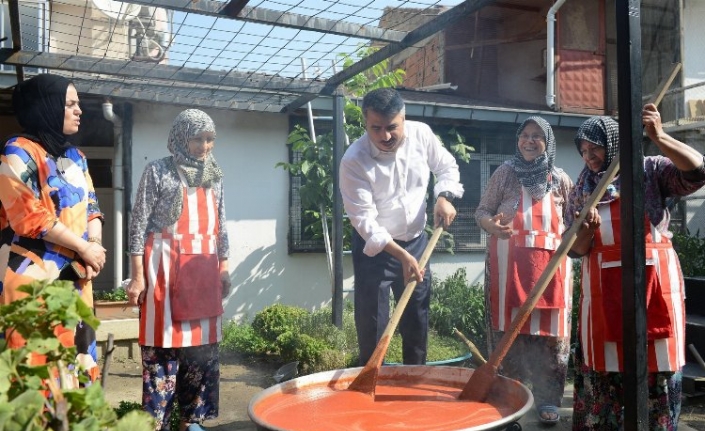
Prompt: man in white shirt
<box><xmin>339</xmin><ymin>88</ymin><xmax>464</xmax><ymax>365</ymax></box>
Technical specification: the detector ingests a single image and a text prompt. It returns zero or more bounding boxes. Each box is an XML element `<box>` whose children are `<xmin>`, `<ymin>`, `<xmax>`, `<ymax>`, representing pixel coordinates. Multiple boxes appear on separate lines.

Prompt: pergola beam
<box><xmin>0</xmin><ymin>49</ymin><xmax>325</xmax><ymax>95</ymax></box>
<box><xmin>221</xmin><ymin>0</ymin><xmax>250</xmax><ymax>17</ymax></box>
<box><xmin>69</xmin><ymin>77</ymin><xmax>288</xmax><ymax>112</ymax></box>
<box><xmin>283</xmin><ymin>0</ymin><xmax>498</xmax><ymax>112</ymax></box>
<box><xmin>124</xmin><ymin>0</ymin><xmax>407</xmax><ymax>43</ymax></box>
<box><xmin>7</xmin><ymin>0</ymin><xmax>23</xmax><ymax>82</ymax></box>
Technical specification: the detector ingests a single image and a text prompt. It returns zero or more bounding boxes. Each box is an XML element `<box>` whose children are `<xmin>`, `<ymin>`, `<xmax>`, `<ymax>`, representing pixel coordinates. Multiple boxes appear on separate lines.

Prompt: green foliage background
<box><xmin>672</xmin><ymin>229</ymin><xmax>705</xmax><ymax>277</ymax></box>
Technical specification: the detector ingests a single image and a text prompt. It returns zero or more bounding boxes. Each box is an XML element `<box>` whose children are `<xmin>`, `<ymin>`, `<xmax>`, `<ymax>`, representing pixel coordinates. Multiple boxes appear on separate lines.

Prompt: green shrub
<box><xmin>298</xmin><ymin>307</ymin><xmax>354</xmax><ymax>354</ymax></box>
<box><xmin>385</xmin><ymin>331</ymin><xmax>467</xmax><ymax>364</ymax></box>
<box><xmin>313</xmin><ymin>348</ymin><xmax>349</xmax><ymax>373</ymax></box>
<box><xmin>672</xmin><ymin>229</ymin><xmax>705</xmax><ymax>277</ymax></box>
<box><xmin>114</xmin><ymin>401</ymin><xmax>142</xmax><ymax>419</ymax></box>
<box><xmin>429</xmin><ymin>268</ymin><xmax>487</xmax><ymax>355</ymax></box>
<box><xmin>220</xmin><ymin>320</ymin><xmax>269</xmax><ymax>356</ymax></box>
<box><xmin>222</xmin><ymin>296</ymin><xmax>472</xmax><ymax>375</ymax></box>
<box><xmin>276</xmin><ymin>332</ymin><xmax>328</xmax><ymax>373</ymax></box>
<box><xmin>113</xmin><ymin>398</ymin><xmax>180</xmax><ymax>431</ymax></box>
<box><xmin>251</xmin><ymin>304</ymin><xmax>308</xmax><ymax>343</ymax></box>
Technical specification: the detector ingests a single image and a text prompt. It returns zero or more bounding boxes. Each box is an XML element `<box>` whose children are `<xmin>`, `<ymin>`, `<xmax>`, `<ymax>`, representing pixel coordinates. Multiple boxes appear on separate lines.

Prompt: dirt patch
<box><xmin>101</xmin><ymin>354</ymin><xmax>705</xmax><ymax>431</ymax></box>
<box><xmin>682</xmin><ymin>396</ymin><xmax>705</xmax><ymax>431</ymax></box>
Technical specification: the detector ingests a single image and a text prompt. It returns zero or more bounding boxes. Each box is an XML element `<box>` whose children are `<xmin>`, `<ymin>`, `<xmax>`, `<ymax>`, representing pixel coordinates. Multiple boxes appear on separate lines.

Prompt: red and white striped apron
<box><xmin>139</xmin><ymin>172</ymin><xmax>222</xmax><ymax>348</ymax></box>
<box><xmin>579</xmin><ymin>200</ymin><xmax>684</xmax><ymax>372</ymax></box>
<box><xmin>489</xmin><ymin>187</ymin><xmax>572</xmax><ymax>337</ymax></box>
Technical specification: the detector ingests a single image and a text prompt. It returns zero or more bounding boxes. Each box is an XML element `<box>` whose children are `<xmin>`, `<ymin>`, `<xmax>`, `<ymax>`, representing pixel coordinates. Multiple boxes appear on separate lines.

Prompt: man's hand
<box><xmin>400</xmin><ymin>251</ymin><xmax>425</xmax><ymax>285</ymax></box>
<box><xmin>434</xmin><ymin>197</ymin><xmax>457</xmax><ymax>229</ymax></box>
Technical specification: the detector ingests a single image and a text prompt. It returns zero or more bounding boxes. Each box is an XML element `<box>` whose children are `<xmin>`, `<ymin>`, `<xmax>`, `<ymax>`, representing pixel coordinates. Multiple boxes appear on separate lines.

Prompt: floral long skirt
<box><xmin>572</xmin><ymin>344</ymin><xmax>682</xmax><ymax>430</ymax></box>
<box><xmin>141</xmin><ymin>343</ymin><xmax>220</xmax><ymax>431</ymax></box>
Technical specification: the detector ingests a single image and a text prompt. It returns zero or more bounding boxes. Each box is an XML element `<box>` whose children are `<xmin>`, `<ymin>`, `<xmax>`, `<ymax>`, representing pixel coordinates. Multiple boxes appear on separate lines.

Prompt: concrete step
<box><xmin>683</xmin><ymin>362</ymin><xmax>705</xmax><ymax>397</ymax></box>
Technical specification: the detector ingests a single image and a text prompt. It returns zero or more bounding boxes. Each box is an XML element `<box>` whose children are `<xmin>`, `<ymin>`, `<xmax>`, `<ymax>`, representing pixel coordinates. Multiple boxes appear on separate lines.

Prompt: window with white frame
<box><xmin>435</xmin><ymin>123</ymin><xmax>516</xmax><ymax>252</ymax></box>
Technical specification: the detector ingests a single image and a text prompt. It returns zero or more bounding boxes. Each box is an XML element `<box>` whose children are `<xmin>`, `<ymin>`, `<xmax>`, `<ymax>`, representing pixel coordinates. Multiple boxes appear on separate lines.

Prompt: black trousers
<box><xmin>352</xmin><ymin>229</ymin><xmax>432</xmax><ymax>365</ymax></box>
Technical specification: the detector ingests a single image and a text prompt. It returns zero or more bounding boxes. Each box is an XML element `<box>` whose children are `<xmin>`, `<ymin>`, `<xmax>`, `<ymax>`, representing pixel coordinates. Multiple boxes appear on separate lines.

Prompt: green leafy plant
<box><xmin>112</xmin><ymin>400</ymin><xmax>180</xmax><ymax>431</ymax></box>
<box><xmin>672</xmin><ymin>229</ymin><xmax>705</xmax><ymax>277</ymax></box>
<box><xmin>0</xmin><ymin>279</ymin><xmax>153</xmax><ymax>431</ymax></box>
<box><xmin>251</xmin><ymin>304</ymin><xmax>309</xmax><ymax>344</ymax></box>
<box><xmin>114</xmin><ymin>401</ymin><xmax>142</xmax><ymax>419</ymax></box>
<box><xmin>94</xmin><ymin>287</ymin><xmax>128</xmax><ymax>302</ymax></box>
<box><xmin>221</xmin><ymin>321</ymin><xmax>269</xmax><ymax>357</ymax></box>
<box><xmin>429</xmin><ymin>268</ymin><xmax>487</xmax><ymax>356</ymax></box>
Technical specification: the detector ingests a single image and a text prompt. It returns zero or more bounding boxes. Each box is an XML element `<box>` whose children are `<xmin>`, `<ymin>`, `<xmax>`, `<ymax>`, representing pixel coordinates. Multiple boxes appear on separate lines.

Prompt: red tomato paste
<box><xmin>253</xmin><ymin>379</ymin><xmax>512</xmax><ymax>431</ymax></box>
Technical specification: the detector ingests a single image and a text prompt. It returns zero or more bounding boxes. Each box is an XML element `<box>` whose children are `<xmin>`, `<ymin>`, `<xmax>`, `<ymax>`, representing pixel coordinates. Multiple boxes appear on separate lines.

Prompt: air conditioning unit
<box><xmin>93</xmin><ymin>0</ymin><xmax>140</xmax><ymax>20</ymax></box>
<box><xmin>128</xmin><ymin>7</ymin><xmax>172</xmax><ymax>63</ymax></box>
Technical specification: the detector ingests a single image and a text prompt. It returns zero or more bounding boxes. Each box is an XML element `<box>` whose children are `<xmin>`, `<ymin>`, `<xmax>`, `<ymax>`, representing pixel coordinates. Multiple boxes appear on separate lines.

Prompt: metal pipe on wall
<box><xmin>102</xmin><ymin>99</ymin><xmax>124</xmax><ymax>288</ymax></box>
<box><xmin>546</xmin><ymin>0</ymin><xmax>567</xmax><ymax>110</ymax></box>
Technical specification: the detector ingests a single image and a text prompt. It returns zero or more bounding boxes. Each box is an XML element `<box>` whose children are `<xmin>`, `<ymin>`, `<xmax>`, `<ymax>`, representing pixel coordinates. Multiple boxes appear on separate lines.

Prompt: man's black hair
<box><xmin>362</xmin><ymin>88</ymin><xmax>405</xmax><ymax>118</ymax></box>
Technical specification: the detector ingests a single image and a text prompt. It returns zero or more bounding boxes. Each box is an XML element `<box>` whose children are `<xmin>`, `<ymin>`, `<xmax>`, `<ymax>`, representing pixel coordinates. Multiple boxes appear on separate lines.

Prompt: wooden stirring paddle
<box><xmin>348</xmin><ymin>226</ymin><xmax>444</xmax><ymax>397</ymax></box>
<box><xmin>458</xmin><ymin>62</ymin><xmax>682</xmax><ymax>402</ymax></box>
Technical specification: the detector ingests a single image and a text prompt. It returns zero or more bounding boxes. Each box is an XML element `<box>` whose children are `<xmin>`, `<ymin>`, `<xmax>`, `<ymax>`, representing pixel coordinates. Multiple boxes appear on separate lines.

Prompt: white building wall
<box><xmin>683</xmin><ymin>1</ymin><xmax>705</xmax><ymax>107</ymax></box>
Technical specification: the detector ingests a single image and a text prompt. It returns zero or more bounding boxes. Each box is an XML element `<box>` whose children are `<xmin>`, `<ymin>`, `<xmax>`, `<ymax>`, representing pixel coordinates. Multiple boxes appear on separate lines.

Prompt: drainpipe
<box><xmin>546</xmin><ymin>0</ymin><xmax>567</xmax><ymax>110</ymax></box>
<box><xmin>102</xmin><ymin>99</ymin><xmax>124</xmax><ymax>288</ymax></box>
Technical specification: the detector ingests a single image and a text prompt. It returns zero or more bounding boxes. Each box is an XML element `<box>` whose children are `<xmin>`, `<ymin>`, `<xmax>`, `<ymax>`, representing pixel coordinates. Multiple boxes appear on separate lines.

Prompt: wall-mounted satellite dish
<box><xmin>91</xmin><ymin>0</ymin><xmax>141</xmax><ymax>21</ymax></box>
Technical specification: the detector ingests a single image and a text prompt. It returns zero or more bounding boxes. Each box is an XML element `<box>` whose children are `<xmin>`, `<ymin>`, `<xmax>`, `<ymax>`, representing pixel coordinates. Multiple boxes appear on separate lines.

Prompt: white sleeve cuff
<box><xmin>362</xmin><ymin>231</ymin><xmax>393</xmax><ymax>257</ymax></box>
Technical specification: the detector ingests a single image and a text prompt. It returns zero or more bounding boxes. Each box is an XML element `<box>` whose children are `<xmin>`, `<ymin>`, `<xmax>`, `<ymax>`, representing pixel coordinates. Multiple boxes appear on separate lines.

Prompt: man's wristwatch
<box><xmin>438</xmin><ymin>191</ymin><xmax>455</xmax><ymax>203</ymax></box>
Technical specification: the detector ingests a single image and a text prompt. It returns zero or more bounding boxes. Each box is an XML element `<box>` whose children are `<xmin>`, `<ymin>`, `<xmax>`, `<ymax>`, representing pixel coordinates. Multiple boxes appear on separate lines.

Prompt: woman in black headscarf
<box><xmin>474</xmin><ymin>116</ymin><xmax>574</xmax><ymax>425</ymax></box>
<box><xmin>0</xmin><ymin>73</ymin><xmax>107</xmax><ymax>382</ymax></box>
<box><xmin>566</xmin><ymin>106</ymin><xmax>705</xmax><ymax>430</ymax></box>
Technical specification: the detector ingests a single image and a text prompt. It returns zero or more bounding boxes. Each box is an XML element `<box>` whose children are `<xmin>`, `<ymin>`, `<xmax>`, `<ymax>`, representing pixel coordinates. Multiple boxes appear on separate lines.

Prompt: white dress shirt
<box><xmin>339</xmin><ymin>120</ymin><xmax>464</xmax><ymax>256</ymax></box>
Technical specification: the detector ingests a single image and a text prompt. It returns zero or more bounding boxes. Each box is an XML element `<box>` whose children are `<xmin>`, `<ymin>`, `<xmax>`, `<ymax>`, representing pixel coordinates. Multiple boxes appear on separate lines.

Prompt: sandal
<box><xmin>537</xmin><ymin>405</ymin><xmax>560</xmax><ymax>425</ymax></box>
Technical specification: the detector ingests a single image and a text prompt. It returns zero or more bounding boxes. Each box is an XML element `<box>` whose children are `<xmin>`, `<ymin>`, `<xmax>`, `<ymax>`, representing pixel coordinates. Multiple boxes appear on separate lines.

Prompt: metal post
<box><xmin>615</xmin><ymin>0</ymin><xmax>648</xmax><ymax>429</ymax></box>
<box><xmin>331</xmin><ymin>92</ymin><xmax>345</xmax><ymax>328</ymax></box>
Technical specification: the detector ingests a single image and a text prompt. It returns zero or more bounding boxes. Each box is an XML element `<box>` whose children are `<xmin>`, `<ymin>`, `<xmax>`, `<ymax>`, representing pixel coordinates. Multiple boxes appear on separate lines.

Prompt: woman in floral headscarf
<box><xmin>474</xmin><ymin>116</ymin><xmax>573</xmax><ymax>425</ymax></box>
<box><xmin>567</xmin><ymin>104</ymin><xmax>705</xmax><ymax>431</ymax></box>
<box><xmin>126</xmin><ymin>109</ymin><xmax>231</xmax><ymax>431</ymax></box>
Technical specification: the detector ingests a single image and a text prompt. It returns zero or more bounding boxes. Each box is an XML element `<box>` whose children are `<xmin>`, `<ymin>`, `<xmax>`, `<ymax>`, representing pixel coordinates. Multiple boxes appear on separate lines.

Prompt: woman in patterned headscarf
<box><xmin>474</xmin><ymin>116</ymin><xmax>573</xmax><ymax>425</ymax></box>
<box><xmin>126</xmin><ymin>109</ymin><xmax>231</xmax><ymax>431</ymax></box>
<box><xmin>0</xmin><ymin>73</ymin><xmax>106</xmax><ymax>384</ymax></box>
<box><xmin>567</xmin><ymin>105</ymin><xmax>705</xmax><ymax>431</ymax></box>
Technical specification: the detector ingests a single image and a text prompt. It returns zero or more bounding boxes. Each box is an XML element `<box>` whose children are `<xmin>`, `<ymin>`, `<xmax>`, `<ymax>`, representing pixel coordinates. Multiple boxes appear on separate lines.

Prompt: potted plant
<box><xmin>94</xmin><ymin>281</ymin><xmax>138</xmax><ymax>320</ymax></box>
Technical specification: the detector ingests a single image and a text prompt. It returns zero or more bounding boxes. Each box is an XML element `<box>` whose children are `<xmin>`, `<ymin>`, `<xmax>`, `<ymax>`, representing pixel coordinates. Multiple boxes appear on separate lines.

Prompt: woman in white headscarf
<box><xmin>126</xmin><ymin>109</ymin><xmax>231</xmax><ymax>431</ymax></box>
<box><xmin>474</xmin><ymin>116</ymin><xmax>573</xmax><ymax>425</ymax></box>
